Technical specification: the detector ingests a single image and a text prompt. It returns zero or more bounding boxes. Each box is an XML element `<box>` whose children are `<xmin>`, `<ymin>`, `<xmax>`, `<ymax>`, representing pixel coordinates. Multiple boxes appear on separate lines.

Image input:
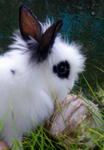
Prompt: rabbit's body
<box><xmin>0</xmin><ymin>5</ymin><xmax>85</xmax><ymax>149</ymax></box>
<box><xmin>0</xmin><ymin>35</ymin><xmax>54</xmax><ymax>145</ymax></box>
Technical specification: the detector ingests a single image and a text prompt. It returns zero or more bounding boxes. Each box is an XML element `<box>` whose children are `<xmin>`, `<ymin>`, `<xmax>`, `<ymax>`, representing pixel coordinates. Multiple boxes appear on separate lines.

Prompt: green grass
<box><xmin>3</xmin><ymin>66</ymin><xmax>104</xmax><ymax>150</ymax></box>
<box><xmin>20</xmin><ymin>68</ymin><xmax>104</xmax><ymax>150</ymax></box>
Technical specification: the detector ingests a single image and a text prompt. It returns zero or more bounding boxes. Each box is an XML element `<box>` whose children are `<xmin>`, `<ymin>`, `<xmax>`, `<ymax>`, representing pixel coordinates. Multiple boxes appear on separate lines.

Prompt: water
<box><xmin>0</xmin><ymin>0</ymin><xmax>104</xmax><ymax>88</ymax></box>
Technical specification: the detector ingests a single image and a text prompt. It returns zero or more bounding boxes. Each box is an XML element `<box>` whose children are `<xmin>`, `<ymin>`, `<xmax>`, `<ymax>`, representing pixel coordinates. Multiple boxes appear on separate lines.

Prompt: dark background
<box><xmin>0</xmin><ymin>0</ymin><xmax>104</xmax><ymax>91</ymax></box>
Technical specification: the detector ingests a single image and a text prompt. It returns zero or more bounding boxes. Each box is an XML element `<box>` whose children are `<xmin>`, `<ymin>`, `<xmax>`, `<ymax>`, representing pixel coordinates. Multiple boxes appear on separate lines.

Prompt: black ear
<box><xmin>37</xmin><ymin>20</ymin><xmax>63</xmax><ymax>62</ymax></box>
<box><xmin>19</xmin><ymin>5</ymin><xmax>42</xmax><ymax>42</ymax></box>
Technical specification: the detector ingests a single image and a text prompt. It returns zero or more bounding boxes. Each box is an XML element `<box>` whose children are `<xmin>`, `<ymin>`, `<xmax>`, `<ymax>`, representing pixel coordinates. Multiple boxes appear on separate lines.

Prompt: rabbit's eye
<box><xmin>53</xmin><ymin>61</ymin><xmax>70</xmax><ymax>79</ymax></box>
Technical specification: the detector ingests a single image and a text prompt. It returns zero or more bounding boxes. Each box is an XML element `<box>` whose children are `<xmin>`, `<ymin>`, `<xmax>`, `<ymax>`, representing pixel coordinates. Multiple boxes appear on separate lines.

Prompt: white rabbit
<box><xmin>0</xmin><ymin>5</ymin><xmax>85</xmax><ymax>149</ymax></box>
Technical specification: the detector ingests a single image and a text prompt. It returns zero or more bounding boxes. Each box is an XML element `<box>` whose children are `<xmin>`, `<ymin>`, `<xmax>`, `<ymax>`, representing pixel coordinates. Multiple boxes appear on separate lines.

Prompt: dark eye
<box><xmin>53</xmin><ymin>61</ymin><xmax>70</xmax><ymax>79</ymax></box>
<box><xmin>57</xmin><ymin>63</ymin><xmax>67</xmax><ymax>74</ymax></box>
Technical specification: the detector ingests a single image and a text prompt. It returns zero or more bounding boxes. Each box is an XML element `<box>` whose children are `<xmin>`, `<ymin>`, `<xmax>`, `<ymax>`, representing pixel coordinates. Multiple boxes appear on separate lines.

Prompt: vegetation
<box><xmin>11</xmin><ymin>67</ymin><xmax>104</xmax><ymax>150</ymax></box>
<box><xmin>0</xmin><ymin>0</ymin><xmax>103</xmax><ymax>149</ymax></box>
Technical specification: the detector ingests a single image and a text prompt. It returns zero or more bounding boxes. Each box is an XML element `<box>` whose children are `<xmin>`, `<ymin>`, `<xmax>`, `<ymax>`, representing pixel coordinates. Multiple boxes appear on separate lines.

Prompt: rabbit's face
<box><xmin>19</xmin><ymin>6</ymin><xmax>85</xmax><ymax>101</ymax></box>
<box><xmin>43</xmin><ymin>37</ymin><xmax>85</xmax><ymax>101</ymax></box>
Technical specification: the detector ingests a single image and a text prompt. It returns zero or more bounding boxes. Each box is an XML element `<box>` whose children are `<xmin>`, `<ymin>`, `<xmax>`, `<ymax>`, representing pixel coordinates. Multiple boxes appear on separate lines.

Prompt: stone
<box><xmin>47</xmin><ymin>94</ymin><xmax>103</xmax><ymax>147</ymax></box>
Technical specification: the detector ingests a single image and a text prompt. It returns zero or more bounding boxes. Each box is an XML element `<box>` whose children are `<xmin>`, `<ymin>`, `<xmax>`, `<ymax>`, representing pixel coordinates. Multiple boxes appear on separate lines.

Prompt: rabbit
<box><xmin>0</xmin><ymin>5</ymin><xmax>85</xmax><ymax>149</ymax></box>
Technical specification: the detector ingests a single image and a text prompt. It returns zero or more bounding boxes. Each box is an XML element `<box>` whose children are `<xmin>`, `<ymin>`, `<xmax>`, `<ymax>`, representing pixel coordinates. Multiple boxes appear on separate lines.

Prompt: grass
<box><xmin>19</xmin><ymin>68</ymin><xmax>104</xmax><ymax>150</ymax></box>
<box><xmin>2</xmin><ymin>66</ymin><xmax>104</xmax><ymax>150</ymax></box>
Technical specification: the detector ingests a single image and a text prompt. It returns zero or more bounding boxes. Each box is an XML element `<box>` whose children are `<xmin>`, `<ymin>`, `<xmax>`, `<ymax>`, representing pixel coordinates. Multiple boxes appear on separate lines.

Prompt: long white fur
<box><xmin>0</xmin><ymin>20</ymin><xmax>85</xmax><ymax>148</ymax></box>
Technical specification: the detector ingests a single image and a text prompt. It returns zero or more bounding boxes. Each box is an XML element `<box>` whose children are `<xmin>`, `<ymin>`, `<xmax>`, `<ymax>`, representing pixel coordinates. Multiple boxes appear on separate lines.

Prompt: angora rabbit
<box><xmin>0</xmin><ymin>5</ymin><xmax>85</xmax><ymax>149</ymax></box>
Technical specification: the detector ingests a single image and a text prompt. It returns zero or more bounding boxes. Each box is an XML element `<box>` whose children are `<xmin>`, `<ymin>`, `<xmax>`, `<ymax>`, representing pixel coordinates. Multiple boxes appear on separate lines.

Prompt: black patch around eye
<box><xmin>53</xmin><ymin>61</ymin><xmax>70</xmax><ymax>79</ymax></box>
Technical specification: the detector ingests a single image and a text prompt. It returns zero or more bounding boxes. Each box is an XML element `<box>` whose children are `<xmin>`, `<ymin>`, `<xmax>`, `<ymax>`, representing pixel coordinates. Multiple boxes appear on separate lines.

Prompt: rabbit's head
<box><xmin>18</xmin><ymin>5</ymin><xmax>85</xmax><ymax>101</ymax></box>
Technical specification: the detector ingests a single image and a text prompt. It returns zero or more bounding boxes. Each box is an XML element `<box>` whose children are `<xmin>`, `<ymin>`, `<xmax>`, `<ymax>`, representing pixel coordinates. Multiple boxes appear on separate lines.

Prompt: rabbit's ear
<box><xmin>19</xmin><ymin>5</ymin><xmax>42</xmax><ymax>42</ymax></box>
<box><xmin>38</xmin><ymin>20</ymin><xmax>63</xmax><ymax>62</ymax></box>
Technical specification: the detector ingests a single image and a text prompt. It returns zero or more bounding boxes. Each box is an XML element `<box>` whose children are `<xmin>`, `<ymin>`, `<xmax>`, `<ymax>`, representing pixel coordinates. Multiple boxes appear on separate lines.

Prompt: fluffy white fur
<box><xmin>0</xmin><ymin>20</ymin><xmax>85</xmax><ymax>149</ymax></box>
